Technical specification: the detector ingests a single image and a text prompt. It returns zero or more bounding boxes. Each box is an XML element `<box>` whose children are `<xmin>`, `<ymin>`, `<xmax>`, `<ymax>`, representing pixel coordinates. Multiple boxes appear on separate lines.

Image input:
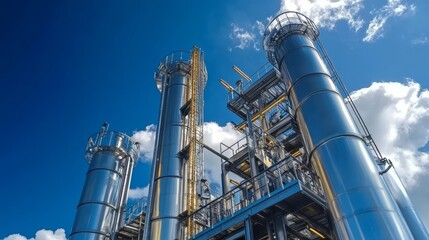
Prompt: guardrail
<box><xmin>124</xmin><ymin>197</ymin><xmax>148</xmax><ymax>225</ymax></box>
<box><xmin>181</xmin><ymin>156</ymin><xmax>324</xmax><ymax>235</ymax></box>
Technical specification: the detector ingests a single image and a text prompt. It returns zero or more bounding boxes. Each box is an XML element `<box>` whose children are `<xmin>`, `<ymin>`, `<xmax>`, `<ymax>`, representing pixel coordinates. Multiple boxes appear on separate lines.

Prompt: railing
<box><xmin>124</xmin><ymin>197</ymin><xmax>148</xmax><ymax>225</ymax></box>
<box><xmin>86</xmin><ymin>131</ymin><xmax>140</xmax><ymax>162</ymax></box>
<box><xmin>227</xmin><ymin>63</ymin><xmax>276</xmax><ymax>102</ymax></box>
<box><xmin>181</xmin><ymin>157</ymin><xmax>324</xmax><ymax>236</ymax></box>
<box><xmin>220</xmin><ymin>135</ymin><xmax>248</xmax><ymax>159</ymax></box>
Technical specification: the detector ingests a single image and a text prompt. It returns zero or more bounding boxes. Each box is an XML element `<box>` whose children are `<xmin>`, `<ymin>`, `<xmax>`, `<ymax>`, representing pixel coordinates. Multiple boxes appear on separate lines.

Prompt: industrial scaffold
<box><xmin>70</xmin><ymin>12</ymin><xmax>429</xmax><ymax>240</ymax></box>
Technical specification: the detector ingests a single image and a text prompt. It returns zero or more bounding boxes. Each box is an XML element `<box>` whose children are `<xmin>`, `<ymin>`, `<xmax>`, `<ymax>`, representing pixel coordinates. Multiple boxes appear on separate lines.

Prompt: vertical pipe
<box><xmin>263</xmin><ymin>12</ymin><xmax>413</xmax><ymax>239</ymax></box>
<box><xmin>380</xmin><ymin>163</ymin><xmax>429</xmax><ymax>239</ymax></box>
<box><xmin>143</xmin><ymin>63</ymin><xmax>169</xmax><ymax>240</ymax></box>
<box><xmin>244</xmin><ymin>105</ymin><xmax>261</xmax><ymax>200</ymax></box>
<box><xmin>273</xmin><ymin>215</ymin><xmax>287</xmax><ymax>240</ymax></box>
<box><xmin>70</xmin><ymin>128</ymin><xmax>138</xmax><ymax>240</ymax></box>
<box><xmin>221</xmin><ymin>161</ymin><xmax>231</xmax><ymax>194</ymax></box>
<box><xmin>148</xmin><ymin>53</ymin><xmax>191</xmax><ymax>240</ymax></box>
<box><xmin>244</xmin><ymin>217</ymin><xmax>254</xmax><ymax>240</ymax></box>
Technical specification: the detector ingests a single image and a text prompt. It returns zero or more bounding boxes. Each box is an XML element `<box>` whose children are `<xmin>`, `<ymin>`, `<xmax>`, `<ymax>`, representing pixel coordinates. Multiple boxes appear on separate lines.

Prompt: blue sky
<box><xmin>1</xmin><ymin>0</ymin><xmax>428</xmax><ymax>238</ymax></box>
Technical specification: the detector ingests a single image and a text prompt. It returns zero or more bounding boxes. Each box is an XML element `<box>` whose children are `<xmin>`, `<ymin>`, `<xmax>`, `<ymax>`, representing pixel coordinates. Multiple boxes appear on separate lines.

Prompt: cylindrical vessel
<box><xmin>263</xmin><ymin>12</ymin><xmax>413</xmax><ymax>239</ymax></box>
<box><xmin>380</xmin><ymin>163</ymin><xmax>429</xmax><ymax>239</ymax></box>
<box><xmin>70</xmin><ymin>128</ymin><xmax>139</xmax><ymax>240</ymax></box>
<box><xmin>149</xmin><ymin>52</ymin><xmax>191</xmax><ymax>240</ymax></box>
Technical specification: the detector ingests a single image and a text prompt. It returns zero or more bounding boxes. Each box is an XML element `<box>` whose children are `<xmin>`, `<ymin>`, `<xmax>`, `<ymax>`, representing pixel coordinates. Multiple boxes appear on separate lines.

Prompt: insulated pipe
<box><xmin>70</xmin><ymin>129</ymin><xmax>139</xmax><ymax>240</ymax></box>
<box><xmin>263</xmin><ymin>12</ymin><xmax>413</xmax><ymax>239</ymax></box>
<box><xmin>148</xmin><ymin>52</ymin><xmax>191</xmax><ymax>240</ymax></box>
<box><xmin>380</xmin><ymin>163</ymin><xmax>429</xmax><ymax>239</ymax></box>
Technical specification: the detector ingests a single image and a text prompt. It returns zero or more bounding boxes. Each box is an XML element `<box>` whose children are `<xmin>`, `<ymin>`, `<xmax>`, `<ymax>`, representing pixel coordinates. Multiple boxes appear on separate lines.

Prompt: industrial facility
<box><xmin>70</xmin><ymin>12</ymin><xmax>429</xmax><ymax>239</ymax></box>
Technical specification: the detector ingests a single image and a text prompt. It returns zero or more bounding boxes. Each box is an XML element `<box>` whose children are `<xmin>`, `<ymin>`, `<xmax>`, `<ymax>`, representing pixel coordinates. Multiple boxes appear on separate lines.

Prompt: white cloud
<box><xmin>279</xmin><ymin>0</ymin><xmax>364</xmax><ymax>31</ymax></box>
<box><xmin>350</xmin><ymin>81</ymin><xmax>429</xmax><ymax>187</ymax></box>
<box><xmin>3</xmin><ymin>229</ymin><xmax>66</xmax><ymax>240</ymax></box>
<box><xmin>129</xmin><ymin>184</ymin><xmax>150</xmax><ymax>199</ymax></box>
<box><xmin>411</xmin><ymin>36</ymin><xmax>428</xmax><ymax>45</ymax></box>
<box><xmin>363</xmin><ymin>0</ymin><xmax>415</xmax><ymax>42</ymax></box>
<box><xmin>130</xmin><ymin>122</ymin><xmax>244</xmax><ymax>194</ymax></box>
<box><xmin>229</xmin><ymin>23</ymin><xmax>259</xmax><ymax>51</ymax></box>
<box><xmin>131</xmin><ymin>124</ymin><xmax>156</xmax><ymax>162</ymax></box>
<box><xmin>253</xmin><ymin>20</ymin><xmax>266</xmax><ymax>36</ymax></box>
<box><xmin>203</xmin><ymin>122</ymin><xmax>244</xmax><ymax>187</ymax></box>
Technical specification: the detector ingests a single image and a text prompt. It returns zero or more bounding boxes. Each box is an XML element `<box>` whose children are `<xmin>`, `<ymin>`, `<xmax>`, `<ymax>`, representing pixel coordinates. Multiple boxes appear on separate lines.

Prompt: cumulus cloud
<box><xmin>130</xmin><ymin>122</ymin><xmax>244</xmax><ymax>195</ymax></box>
<box><xmin>129</xmin><ymin>184</ymin><xmax>150</xmax><ymax>199</ymax></box>
<box><xmin>131</xmin><ymin>124</ymin><xmax>156</xmax><ymax>162</ymax></box>
<box><xmin>203</xmin><ymin>122</ymin><xmax>244</xmax><ymax>187</ymax></box>
<box><xmin>350</xmin><ymin>81</ymin><xmax>429</xmax><ymax>187</ymax></box>
<box><xmin>229</xmin><ymin>23</ymin><xmax>259</xmax><ymax>51</ymax></box>
<box><xmin>279</xmin><ymin>0</ymin><xmax>364</xmax><ymax>31</ymax></box>
<box><xmin>363</xmin><ymin>0</ymin><xmax>415</xmax><ymax>42</ymax></box>
<box><xmin>4</xmin><ymin>229</ymin><xmax>66</xmax><ymax>240</ymax></box>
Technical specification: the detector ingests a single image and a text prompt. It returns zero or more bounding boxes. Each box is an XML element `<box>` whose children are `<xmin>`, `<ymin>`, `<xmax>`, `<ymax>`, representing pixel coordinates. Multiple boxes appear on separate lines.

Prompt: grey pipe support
<box><xmin>263</xmin><ymin>12</ymin><xmax>413</xmax><ymax>239</ymax></box>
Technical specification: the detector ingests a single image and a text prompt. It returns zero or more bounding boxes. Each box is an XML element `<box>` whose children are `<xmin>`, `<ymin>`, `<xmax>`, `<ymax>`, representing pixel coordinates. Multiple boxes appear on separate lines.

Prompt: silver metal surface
<box><xmin>380</xmin><ymin>163</ymin><xmax>429</xmax><ymax>239</ymax></box>
<box><xmin>148</xmin><ymin>52</ymin><xmax>191</xmax><ymax>240</ymax></box>
<box><xmin>70</xmin><ymin>128</ymin><xmax>139</xmax><ymax>240</ymax></box>
<box><xmin>264</xmin><ymin>11</ymin><xmax>413</xmax><ymax>239</ymax></box>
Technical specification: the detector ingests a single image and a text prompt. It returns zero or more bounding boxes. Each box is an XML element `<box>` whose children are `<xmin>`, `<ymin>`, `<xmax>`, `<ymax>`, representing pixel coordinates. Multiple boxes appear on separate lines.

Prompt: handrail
<box><xmin>124</xmin><ymin>197</ymin><xmax>148</xmax><ymax>225</ymax></box>
<box><xmin>181</xmin><ymin>156</ymin><xmax>324</xmax><ymax>236</ymax></box>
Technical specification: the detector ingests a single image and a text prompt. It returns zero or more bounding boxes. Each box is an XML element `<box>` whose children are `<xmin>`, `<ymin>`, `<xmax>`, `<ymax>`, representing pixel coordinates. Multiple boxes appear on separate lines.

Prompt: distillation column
<box><xmin>70</xmin><ymin>124</ymin><xmax>139</xmax><ymax>240</ymax></box>
<box><xmin>145</xmin><ymin>49</ymin><xmax>207</xmax><ymax>240</ymax></box>
<box><xmin>263</xmin><ymin>12</ymin><xmax>413</xmax><ymax>239</ymax></box>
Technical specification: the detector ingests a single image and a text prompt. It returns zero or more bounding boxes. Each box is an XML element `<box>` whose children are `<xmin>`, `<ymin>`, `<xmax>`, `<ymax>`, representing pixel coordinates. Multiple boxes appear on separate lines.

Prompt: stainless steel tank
<box><xmin>146</xmin><ymin>52</ymin><xmax>192</xmax><ymax>240</ymax></box>
<box><xmin>70</xmin><ymin>124</ymin><xmax>139</xmax><ymax>240</ymax></box>
<box><xmin>263</xmin><ymin>12</ymin><xmax>413</xmax><ymax>239</ymax></box>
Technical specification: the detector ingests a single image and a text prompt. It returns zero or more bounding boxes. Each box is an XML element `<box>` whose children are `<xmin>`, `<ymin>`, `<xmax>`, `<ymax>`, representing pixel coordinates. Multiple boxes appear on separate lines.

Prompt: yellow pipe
<box><xmin>236</xmin><ymin>95</ymin><xmax>286</xmax><ymax>130</ymax></box>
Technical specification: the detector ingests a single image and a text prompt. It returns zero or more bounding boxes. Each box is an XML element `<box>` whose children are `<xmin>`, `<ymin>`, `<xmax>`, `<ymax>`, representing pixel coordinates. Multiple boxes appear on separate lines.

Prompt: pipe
<box><xmin>273</xmin><ymin>215</ymin><xmax>287</xmax><ymax>240</ymax></box>
<box><xmin>380</xmin><ymin>162</ymin><xmax>429</xmax><ymax>239</ymax></box>
<box><xmin>263</xmin><ymin>12</ymin><xmax>413</xmax><ymax>239</ymax></box>
<box><xmin>143</xmin><ymin>59</ymin><xmax>169</xmax><ymax>240</ymax></box>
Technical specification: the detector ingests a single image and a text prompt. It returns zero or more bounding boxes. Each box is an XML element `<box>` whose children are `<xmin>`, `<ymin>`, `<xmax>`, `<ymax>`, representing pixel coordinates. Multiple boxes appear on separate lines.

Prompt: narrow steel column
<box><xmin>148</xmin><ymin>53</ymin><xmax>191</xmax><ymax>240</ymax></box>
<box><xmin>244</xmin><ymin>105</ymin><xmax>261</xmax><ymax>200</ymax></box>
<box><xmin>264</xmin><ymin>12</ymin><xmax>413</xmax><ymax>239</ymax></box>
<box><xmin>244</xmin><ymin>217</ymin><xmax>254</xmax><ymax>240</ymax></box>
<box><xmin>221</xmin><ymin>161</ymin><xmax>231</xmax><ymax>194</ymax></box>
<box><xmin>273</xmin><ymin>215</ymin><xmax>287</xmax><ymax>240</ymax></box>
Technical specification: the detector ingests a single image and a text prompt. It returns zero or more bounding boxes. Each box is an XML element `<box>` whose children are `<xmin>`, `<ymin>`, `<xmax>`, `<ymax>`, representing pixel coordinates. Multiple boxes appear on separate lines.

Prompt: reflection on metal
<box><xmin>181</xmin><ymin>157</ymin><xmax>327</xmax><ymax>238</ymax></box>
<box><xmin>71</xmin><ymin>10</ymin><xmax>427</xmax><ymax>240</ymax></box>
<box><xmin>145</xmin><ymin>47</ymin><xmax>207</xmax><ymax>240</ymax></box>
<box><xmin>70</xmin><ymin>124</ymin><xmax>139</xmax><ymax>240</ymax></box>
<box><xmin>148</xmin><ymin>51</ymin><xmax>191</xmax><ymax>240</ymax></box>
<box><xmin>380</xmin><ymin>161</ymin><xmax>429</xmax><ymax>239</ymax></box>
<box><xmin>232</xmin><ymin>65</ymin><xmax>252</xmax><ymax>82</ymax></box>
<box><xmin>220</xmin><ymin>79</ymin><xmax>234</xmax><ymax>92</ymax></box>
<box><xmin>308</xmin><ymin>226</ymin><xmax>325</xmax><ymax>239</ymax></box>
<box><xmin>263</xmin><ymin>11</ymin><xmax>416</xmax><ymax>239</ymax></box>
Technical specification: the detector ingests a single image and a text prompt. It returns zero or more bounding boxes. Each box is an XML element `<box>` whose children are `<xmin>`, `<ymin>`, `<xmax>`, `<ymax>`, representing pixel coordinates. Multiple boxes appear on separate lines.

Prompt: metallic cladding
<box><xmin>263</xmin><ymin>12</ymin><xmax>414</xmax><ymax>239</ymax></box>
<box><xmin>148</xmin><ymin>60</ymin><xmax>190</xmax><ymax>240</ymax></box>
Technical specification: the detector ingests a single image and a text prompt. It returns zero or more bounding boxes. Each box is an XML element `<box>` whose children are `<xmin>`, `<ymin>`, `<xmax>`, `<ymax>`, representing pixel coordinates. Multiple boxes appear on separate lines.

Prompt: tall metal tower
<box><xmin>263</xmin><ymin>11</ymin><xmax>427</xmax><ymax>239</ymax></box>
<box><xmin>144</xmin><ymin>47</ymin><xmax>207</xmax><ymax>240</ymax></box>
<box><xmin>71</xmin><ymin>11</ymin><xmax>428</xmax><ymax>240</ymax></box>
